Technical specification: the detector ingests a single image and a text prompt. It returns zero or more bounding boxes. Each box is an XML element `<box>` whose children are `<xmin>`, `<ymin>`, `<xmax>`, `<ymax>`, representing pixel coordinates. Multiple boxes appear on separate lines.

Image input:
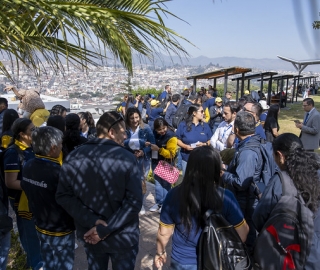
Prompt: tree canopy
<box><xmin>0</xmin><ymin>0</ymin><xmax>191</xmax><ymax>81</ymax></box>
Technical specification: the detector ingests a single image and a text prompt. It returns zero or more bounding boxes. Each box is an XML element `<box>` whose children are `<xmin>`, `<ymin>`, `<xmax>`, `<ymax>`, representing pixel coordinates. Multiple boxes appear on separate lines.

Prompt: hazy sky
<box><xmin>161</xmin><ymin>0</ymin><xmax>320</xmax><ymax>60</ymax></box>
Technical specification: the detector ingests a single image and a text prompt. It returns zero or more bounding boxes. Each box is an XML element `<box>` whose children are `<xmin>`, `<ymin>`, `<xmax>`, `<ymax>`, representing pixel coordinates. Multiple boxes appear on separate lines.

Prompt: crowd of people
<box><xmin>0</xmin><ymin>83</ymin><xmax>319</xmax><ymax>270</ymax></box>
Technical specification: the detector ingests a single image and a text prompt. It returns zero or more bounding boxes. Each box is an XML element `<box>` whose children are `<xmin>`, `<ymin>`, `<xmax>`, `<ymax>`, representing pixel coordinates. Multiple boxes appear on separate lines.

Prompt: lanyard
<box><xmin>222</xmin><ymin>125</ymin><xmax>232</xmax><ymax>140</ymax></box>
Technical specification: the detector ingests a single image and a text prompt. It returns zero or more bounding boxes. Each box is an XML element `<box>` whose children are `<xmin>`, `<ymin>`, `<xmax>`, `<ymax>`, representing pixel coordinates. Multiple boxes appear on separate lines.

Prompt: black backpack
<box><xmin>253</xmin><ymin>171</ymin><xmax>314</xmax><ymax>270</ymax></box>
<box><xmin>172</xmin><ymin>103</ymin><xmax>191</xmax><ymax>129</ymax></box>
<box><xmin>198</xmin><ymin>189</ymin><xmax>251</xmax><ymax>270</ymax></box>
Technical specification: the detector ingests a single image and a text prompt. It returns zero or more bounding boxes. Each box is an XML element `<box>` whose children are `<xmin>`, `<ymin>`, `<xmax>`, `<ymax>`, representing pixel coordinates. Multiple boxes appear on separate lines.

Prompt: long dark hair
<box><xmin>178</xmin><ymin>146</ymin><xmax>223</xmax><ymax>235</ymax></box>
<box><xmin>265</xmin><ymin>104</ymin><xmax>280</xmax><ymax>131</ymax></box>
<box><xmin>125</xmin><ymin>94</ymin><xmax>135</xmax><ymax>111</ymax></box>
<box><xmin>124</xmin><ymin>107</ymin><xmax>144</xmax><ymax>129</ymax></box>
<box><xmin>78</xmin><ymin>111</ymin><xmax>95</xmax><ymax>128</ymax></box>
<box><xmin>153</xmin><ymin>118</ymin><xmax>174</xmax><ymax>132</ymax></box>
<box><xmin>2</xmin><ymin>109</ymin><xmax>19</xmax><ymax>134</ymax></box>
<box><xmin>273</xmin><ymin>133</ymin><xmax>320</xmax><ymax>212</ymax></box>
<box><xmin>185</xmin><ymin>104</ymin><xmax>203</xmax><ymax>132</ymax></box>
<box><xmin>9</xmin><ymin>118</ymin><xmax>32</xmax><ymax>147</ymax></box>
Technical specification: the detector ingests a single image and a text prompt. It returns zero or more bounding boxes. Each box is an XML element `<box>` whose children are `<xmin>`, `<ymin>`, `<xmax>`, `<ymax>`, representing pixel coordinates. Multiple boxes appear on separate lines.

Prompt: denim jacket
<box><xmin>124</xmin><ymin>124</ymin><xmax>155</xmax><ymax>159</ymax></box>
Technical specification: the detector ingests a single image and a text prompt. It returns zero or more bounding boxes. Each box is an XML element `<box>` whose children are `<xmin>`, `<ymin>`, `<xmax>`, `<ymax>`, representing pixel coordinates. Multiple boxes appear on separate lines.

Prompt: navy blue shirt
<box><xmin>165</xmin><ymin>103</ymin><xmax>178</xmax><ymax>126</ymax></box>
<box><xmin>255</xmin><ymin>123</ymin><xmax>266</xmax><ymax>140</ymax></box>
<box><xmin>160</xmin><ymin>187</ymin><xmax>245</xmax><ymax>265</ymax></box>
<box><xmin>149</xmin><ymin>107</ymin><xmax>164</xmax><ymax>121</ymax></box>
<box><xmin>159</xmin><ymin>91</ymin><xmax>167</xmax><ymax>101</ymax></box>
<box><xmin>202</xmin><ymin>97</ymin><xmax>215</xmax><ymax>110</ymax></box>
<box><xmin>176</xmin><ymin>121</ymin><xmax>213</xmax><ymax>161</ymax></box>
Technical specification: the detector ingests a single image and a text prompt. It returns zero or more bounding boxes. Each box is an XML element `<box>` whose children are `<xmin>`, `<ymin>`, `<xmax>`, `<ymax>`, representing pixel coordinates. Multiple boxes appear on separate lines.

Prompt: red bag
<box><xmin>154</xmin><ymin>160</ymin><xmax>179</xmax><ymax>184</ymax></box>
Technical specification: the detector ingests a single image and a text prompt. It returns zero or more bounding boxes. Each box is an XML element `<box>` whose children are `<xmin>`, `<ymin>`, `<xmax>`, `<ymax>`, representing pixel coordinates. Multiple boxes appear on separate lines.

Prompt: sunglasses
<box><xmin>197</xmin><ymin>110</ymin><xmax>204</xmax><ymax>114</ymax></box>
<box><xmin>243</xmin><ymin>107</ymin><xmax>255</xmax><ymax>114</ymax></box>
<box><xmin>108</xmin><ymin>115</ymin><xmax>124</xmax><ymax>132</ymax></box>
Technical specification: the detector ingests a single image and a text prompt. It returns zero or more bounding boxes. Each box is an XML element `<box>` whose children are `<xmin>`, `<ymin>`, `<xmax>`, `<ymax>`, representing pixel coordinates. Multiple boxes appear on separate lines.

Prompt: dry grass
<box><xmin>278</xmin><ymin>94</ymin><xmax>320</xmax><ymax>136</ymax></box>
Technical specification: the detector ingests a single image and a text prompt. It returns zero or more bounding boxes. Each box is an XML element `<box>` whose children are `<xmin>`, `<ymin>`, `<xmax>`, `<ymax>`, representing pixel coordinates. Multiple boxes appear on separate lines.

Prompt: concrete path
<box><xmin>73</xmin><ymin>181</ymin><xmax>172</xmax><ymax>270</ymax></box>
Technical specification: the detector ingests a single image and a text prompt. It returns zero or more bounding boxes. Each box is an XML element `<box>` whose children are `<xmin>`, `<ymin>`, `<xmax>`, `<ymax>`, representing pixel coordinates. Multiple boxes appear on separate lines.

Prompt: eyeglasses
<box><xmin>198</xmin><ymin>110</ymin><xmax>204</xmax><ymax>114</ymax></box>
<box><xmin>108</xmin><ymin>115</ymin><xmax>124</xmax><ymax>132</ymax></box>
<box><xmin>243</xmin><ymin>107</ymin><xmax>255</xmax><ymax>114</ymax></box>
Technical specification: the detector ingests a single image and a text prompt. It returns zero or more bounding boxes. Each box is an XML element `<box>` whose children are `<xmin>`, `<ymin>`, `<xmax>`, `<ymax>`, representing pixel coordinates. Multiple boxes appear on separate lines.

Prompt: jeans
<box><xmin>176</xmin><ymin>148</ymin><xmax>182</xmax><ymax>170</ymax></box>
<box><xmin>212</xmin><ymin>121</ymin><xmax>220</xmax><ymax>135</ymax></box>
<box><xmin>171</xmin><ymin>258</ymin><xmax>197</xmax><ymax>270</ymax></box>
<box><xmin>152</xmin><ymin>162</ymin><xmax>171</xmax><ymax>205</ymax></box>
<box><xmin>182</xmin><ymin>160</ymin><xmax>187</xmax><ymax>176</ymax></box>
<box><xmin>37</xmin><ymin>231</ymin><xmax>75</xmax><ymax>270</ymax></box>
<box><xmin>0</xmin><ymin>231</ymin><xmax>10</xmax><ymax>270</ymax></box>
<box><xmin>9</xmin><ymin>199</ymin><xmax>42</xmax><ymax>269</ymax></box>
<box><xmin>85</xmin><ymin>244</ymin><xmax>139</xmax><ymax>270</ymax></box>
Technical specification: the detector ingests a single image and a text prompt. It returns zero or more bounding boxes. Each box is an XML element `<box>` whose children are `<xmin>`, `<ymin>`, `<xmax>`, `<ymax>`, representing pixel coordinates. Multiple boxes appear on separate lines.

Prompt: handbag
<box><xmin>154</xmin><ymin>159</ymin><xmax>179</xmax><ymax>184</ymax></box>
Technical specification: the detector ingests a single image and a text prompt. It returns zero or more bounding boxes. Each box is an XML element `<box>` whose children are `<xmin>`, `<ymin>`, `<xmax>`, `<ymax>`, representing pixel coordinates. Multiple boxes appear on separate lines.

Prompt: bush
<box><xmin>7</xmin><ymin>231</ymin><xmax>28</xmax><ymax>270</ymax></box>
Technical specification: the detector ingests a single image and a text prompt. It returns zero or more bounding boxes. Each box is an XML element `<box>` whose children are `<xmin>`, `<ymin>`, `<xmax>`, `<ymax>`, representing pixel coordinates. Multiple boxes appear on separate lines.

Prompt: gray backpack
<box><xmin>253</xmin><ymin>171</ymin><xmax>314</xmax><ymax>270</ymax></box>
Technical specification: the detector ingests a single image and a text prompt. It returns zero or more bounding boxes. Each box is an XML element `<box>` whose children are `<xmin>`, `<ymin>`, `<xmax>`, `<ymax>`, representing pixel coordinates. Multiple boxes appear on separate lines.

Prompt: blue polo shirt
<box><xmin>149</xmin><ymin>107</ymin><xmax>164</xmax><ymax>121</ymax></box>
<box><xmin>255</xmin><ymin>123</ymin><xmax>266</xmax><ymax>140</ymax></box>
<box><xmin>160</xmin><ymin>187</ymin><xmax>245</xmax><ymax>265</ymax></box>
<box><xmin>202</xmin><ymin>97</ymin><xmax>215</xmax><ymax>110</ymax></box>
<box><xmin>159</xmin><ymin>91</ymin><xmax>167</xmax><ymax>101</ymax></box>
<box><xmin>176</xmin><ymin>121</ymin><xmax>213</xmax><ymax>161</ymax></box>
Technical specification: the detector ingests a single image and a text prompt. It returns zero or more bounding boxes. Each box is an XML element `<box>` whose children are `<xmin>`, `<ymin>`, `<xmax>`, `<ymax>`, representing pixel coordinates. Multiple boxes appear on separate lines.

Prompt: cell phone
<box><xmin>293</xmin><ymin>120</ymin><xmax>301</xmax><ymax>123</ymax></box>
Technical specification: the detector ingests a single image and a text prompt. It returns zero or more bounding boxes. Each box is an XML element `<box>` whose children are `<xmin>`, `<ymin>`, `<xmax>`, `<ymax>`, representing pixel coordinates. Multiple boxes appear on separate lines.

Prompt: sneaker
<box><xmin>149</xmin><ymin>204</ymin><xmax>161</xmax><ymax>212</ymax></box>
<box><xmin>140</xmin><ymin>205</ymin><xmax>146</xmax><ymax>215</ymax></box>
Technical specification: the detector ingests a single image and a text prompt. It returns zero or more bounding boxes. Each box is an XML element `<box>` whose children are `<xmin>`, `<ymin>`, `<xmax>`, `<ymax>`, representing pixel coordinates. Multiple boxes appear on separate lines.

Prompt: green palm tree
<box><xmin>0</xmin><ymin>0</ymin><xmax>191</xmax><ymax>81</ymax></box>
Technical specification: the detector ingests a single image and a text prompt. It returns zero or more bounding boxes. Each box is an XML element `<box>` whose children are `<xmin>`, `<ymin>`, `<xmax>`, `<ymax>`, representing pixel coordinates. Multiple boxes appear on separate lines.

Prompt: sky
<box><xmin>160</xmin><ymin>0</ymin><xmax>320</xmax><ymax>60</ymax></box>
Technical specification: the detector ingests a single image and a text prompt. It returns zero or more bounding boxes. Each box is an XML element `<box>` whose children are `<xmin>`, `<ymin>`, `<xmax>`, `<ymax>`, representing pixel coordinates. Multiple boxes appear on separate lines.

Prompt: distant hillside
<box><xmin>132</xmin><ymin>53</ymin><xmax>320</xmax><ymax>73</ymax></box>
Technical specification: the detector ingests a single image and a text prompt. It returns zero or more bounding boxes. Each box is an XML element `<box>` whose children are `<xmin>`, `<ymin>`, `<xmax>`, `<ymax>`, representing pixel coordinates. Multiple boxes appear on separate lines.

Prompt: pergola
<box><xmin>277</xmin><ymin>56</ymin><xmax>320</xmax><ymax>98</ymax></box>
<box><xmin>231</xmin><ymin>72</ymin><xmax>278</xmax><ymax>101</ymax></box>
<box><xmin>186</xmin><ymin>66</ymin><xmax>252</xmax><ymax>95</ymax></box>
<box><xmin>258</xmin><ymin>74</ymin><xmax>297</xmax><ymax>107</ymax></box>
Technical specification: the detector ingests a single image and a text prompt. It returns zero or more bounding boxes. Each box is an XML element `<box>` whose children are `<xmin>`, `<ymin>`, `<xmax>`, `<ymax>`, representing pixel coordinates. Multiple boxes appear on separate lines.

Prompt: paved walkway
<box><xmin>73</xmin><ymin>181</ymin><xmax>172</xmax><ymax>270</ymax></box>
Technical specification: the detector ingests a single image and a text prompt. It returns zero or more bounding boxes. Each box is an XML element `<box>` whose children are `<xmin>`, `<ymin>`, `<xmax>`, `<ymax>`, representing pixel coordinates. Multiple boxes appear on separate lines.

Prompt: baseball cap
<box><xmin>151</xmin><ymin>100</ymin><xmax>159</xmax><ymax>106</ymax></box>
<box><xmin>244</xmin><ymin>90</ymin><xmax>250</xmax><ymax>95</ymax></box>
<box><xmin>215</xmin><ymin>97</ymin><xmax>223</xmax><ymax>103</ymax></box>
<box><xmin>150</xmin><ymin>94</ymin><xmax>155</xmax><ymax>99</ymax></box>
<box><xmin>259</xmin><ymin>100</ymin><xmax>270</xmax><ymax>110</ymax></box>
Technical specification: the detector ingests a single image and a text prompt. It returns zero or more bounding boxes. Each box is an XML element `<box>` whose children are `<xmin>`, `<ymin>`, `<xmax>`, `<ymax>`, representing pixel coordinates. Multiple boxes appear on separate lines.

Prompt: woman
<box><xmin>148</xmin><ymin>118</ymin><xmax>178</xmax><ymax>213</ymax></box>
<box><xmin>124</xmin><ymin>94</ymin><xmax>136</xmax><ymax>115</ymax></box>
<box><xmin>124</xmin><ymin>107</ymin><xmax>155</xmax><ymax>214</ymax></box>
<box><xmin>78</xmin><ymin>111</ymin><xmax>96</xmax><ymax>139</ymax></box>
<box><xmin>50</xmin><ymin>104</ymin><xmax>67</xmax><ymax>118</ymax></box>
<box><xmin>1</xmin><ymin>109</ymin><xmax>19</xmax><ymax>148</ymax></box>
<box><xmin>63</xmin><ymin>113</ymin><xmax>87</xmax><ymax>156</ymax></box>
<box><xmin>264</xmin><ymin>104</ymin><xmax>280</xmax><ymax>142</ymax></box>
<box><xmin>252</xmin><ymin>133</ymin><xmax>320</xmax><ymax>269</ymax></box>
<box><xmin>176</xmin><ymin>104</ymin><xmax>213</xmax><ymax>175</ymax></box>
<box><xmin>3</xmin><ymin>118</ymin><xmax>42</xmax><ymax>269</ymax></box>
<box><xmin>154</xmin><ymin>146</ymin><xmax>249</xmax><ymax>269</ymax></box>
<box><xmin>147</xmin><ymin>100</ymin><xmax>169</xmax><ymax>130</ymax></box>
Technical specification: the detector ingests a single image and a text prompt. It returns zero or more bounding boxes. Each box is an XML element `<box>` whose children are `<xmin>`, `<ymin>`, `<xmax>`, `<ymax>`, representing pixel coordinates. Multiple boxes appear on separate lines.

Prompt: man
<box><xmin>243</xmin><ymin>101</ymin><xmax>266</xmax><ymax>140</ymax></box>
<box><xmin>0</xmin><ymin>97</ymin><xmax>8</xmax><ymax>136</ymax></box>
<box><xmin>295</xmin><ymin>98</ymin><xmax>320</xmax><ymax>151</ymax></box>
<box><xmin>165</xmin><ymin>94</ymin><xmax>180</xmax><ymax>127</ymax></box>
<box><xmin>221</xmin><ymin>111</ymin><xmax>264</xmax><ymax>251</ymax></box>
<box><xmin>210</xmin><ymin>101</ymin><xmax>237</xmax><ymax>151</ymax></box>
<box><xmin>56</xmin><ymin>111</ymin><xmax>142</xmax><ymax>270</ymax></box>
<box><xmin>21</xmin><ymin>126</ymin><xmax>75</xmax><ymax>269</ymax></box>
<box><xmin>159</xmin><ymin>85</ymin><xmax>171</xmax><ymax>102</ymax></box>
<box><xmin>203</xmin><ymin>89</ymin><xmax>216</xmax><ymax>122</ymax></box>
<box><xmin>208</xmin><ymin>97</ymin><xmax>224</xmax><ymax>134</ymax></box>
<box><xmin>222</xmin><ymin>91</ymin><xmax>232</xmax><ymax>105</ymax></box>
